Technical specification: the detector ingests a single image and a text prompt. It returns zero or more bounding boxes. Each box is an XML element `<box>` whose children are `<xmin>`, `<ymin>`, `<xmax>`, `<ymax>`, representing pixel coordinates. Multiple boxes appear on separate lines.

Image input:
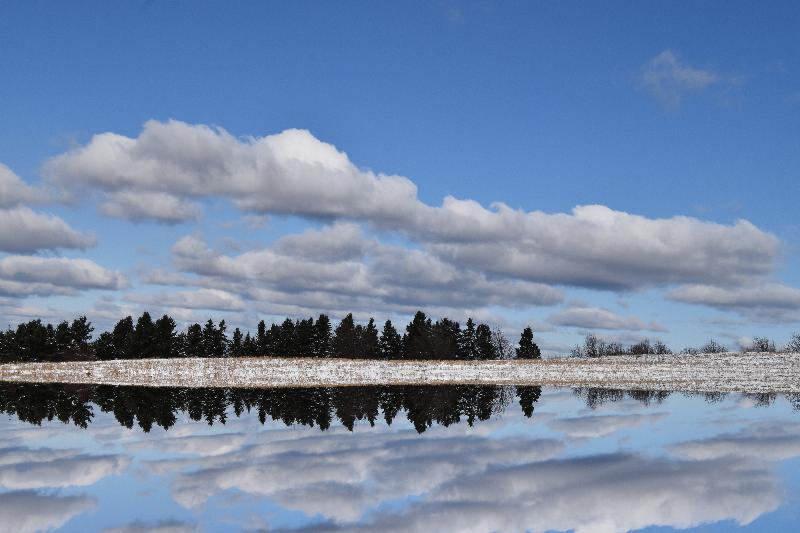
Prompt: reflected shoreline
<box><xmin>2</xmin><ymin>382</ymin><xmax>797</xmax><ymax>433</ymax></box>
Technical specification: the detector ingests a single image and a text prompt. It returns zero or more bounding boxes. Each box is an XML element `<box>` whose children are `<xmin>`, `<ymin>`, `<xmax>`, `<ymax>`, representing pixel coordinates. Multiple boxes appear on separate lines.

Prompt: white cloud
<box><xmin>102</xmin><ymin>519</ymin><xmax>197</xmax><ymax>533</ymax></box>
<box><xmin>0</xmin><ymin>256</ymin><xmax>127</xmax><ymax>297</ymax></box>
<box><xmin>100</xmin><ymin>190</ymin><xmax>201</xmax><ymax>224</ymax></box>
<box><xmin>0</xmin><ymin>451</ymin><xmax>129</xmax><ymax>489</ymax></box>
<box><xmin>126</xmin><ymin>288</ymin><xmax>246</xmax><ymax>312</ymax></box>
<box><xmin>166</xmin><ymin>226</ymin><xmax>563</xmax><ymax>317</ymax></box>
<box><xmin>0</xmin><ymin>163</ymin><xmax>45</xmax><ymax>208</ymax></box>
<box><xmin>45</xmin><ymin>120</ymin><xmax>780</xmax><ymax>292</ymax></box>
<box><xmin>0</xmin><ymin>206</ymin><xmax>95</xmax><ymax>253</ymax></box>
<box><xmin>637</xmin><ymin>50</ymin><xmax>719</xmax><ymax>107</ymax></box>
<box><xmin>548</xmin><ymin>305</ymin><xmax>666</xmax><ymax>332</ymax></box>
<box><xmin>668</xmin><ymin>283</ymin><xmax>800</xmax><ymax>323</ymax></box>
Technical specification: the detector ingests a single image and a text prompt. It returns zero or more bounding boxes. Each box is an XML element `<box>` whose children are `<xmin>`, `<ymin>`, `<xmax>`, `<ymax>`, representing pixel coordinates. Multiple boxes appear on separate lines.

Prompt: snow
<box><xmin>1</xmin><ymin>353</ymin><xmax>799</xmax><ymax>393</ymax></box>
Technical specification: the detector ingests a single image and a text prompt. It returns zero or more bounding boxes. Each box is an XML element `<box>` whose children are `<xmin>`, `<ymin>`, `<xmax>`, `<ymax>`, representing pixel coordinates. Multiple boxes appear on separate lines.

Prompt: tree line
<box><xmin>569</xmin><ymin>333</ymin><xmax>800</xmax><ymax>358</ymax></box>
<box><xmin>0</xmin><ymin>310</ymin><xmax>541</xmax><ymax>363</ymax></box>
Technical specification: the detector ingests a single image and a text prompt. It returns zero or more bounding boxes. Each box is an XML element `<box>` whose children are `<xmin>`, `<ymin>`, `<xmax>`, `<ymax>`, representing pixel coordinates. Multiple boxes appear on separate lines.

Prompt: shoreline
<box><xmin>0</xmin><ymin>353</ymin><xmax>799</xmax><ymax>393</ymax></box>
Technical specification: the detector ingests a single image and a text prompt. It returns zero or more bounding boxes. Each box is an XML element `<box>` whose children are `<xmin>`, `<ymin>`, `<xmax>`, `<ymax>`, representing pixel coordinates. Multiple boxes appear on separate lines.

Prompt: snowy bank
<box><xmin>1</xmin><ymin>353</ymin><xmax>799</xmax><ymax>393</ymax></box>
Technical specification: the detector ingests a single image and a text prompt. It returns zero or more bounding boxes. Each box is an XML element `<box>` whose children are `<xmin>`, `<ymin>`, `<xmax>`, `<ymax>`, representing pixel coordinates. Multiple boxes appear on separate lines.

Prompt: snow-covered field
<box><xmin>1</xmin><ymin>353</ymin><xmax>799</xmax><ymax>393</ymax></box>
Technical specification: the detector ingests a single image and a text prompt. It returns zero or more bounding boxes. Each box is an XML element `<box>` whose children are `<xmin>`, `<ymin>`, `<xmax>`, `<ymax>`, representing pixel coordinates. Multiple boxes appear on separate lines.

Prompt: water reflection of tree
<box><xmin>0</xmin><ymin>383</ymin><xmax>543</xmax><ymax>434</ymax></box>
<box><xmin>2</xmin><ymin>383</ymin><xmax>793</xmax><ymax>433</ymax></box>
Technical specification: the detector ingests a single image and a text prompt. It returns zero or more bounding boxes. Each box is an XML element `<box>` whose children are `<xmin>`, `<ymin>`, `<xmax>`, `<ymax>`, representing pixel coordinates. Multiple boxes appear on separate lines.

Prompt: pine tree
<box><xmin>256</xmin><ymin>320</ymin><xmax>268</xmax><ymax>356</ymax></box>
<box><xmin>278</xmin><ymin>318</ymin><xmax>296</xmax><ymax>356</ymax></box>
<box><xmin>404</xmin><ymin>311</ymin><xmax>432</xmax><ymax>359</ymax></box>
<box><xmin>154</xmin><ymin>315</ymin><xmax>177</xmax><ymax>358</ymax></box>
<box><xmin>111</xmin><ymin>316</ymin><xmax>135</xmax><ymax>359</ymax></box>
<box><xmin>185</xmin><ymin>323</ymin><xmax>203</xmax><ymax>357</ymax></box>
<box><xmin>230</xmin><ymin>327</ymin><xmax>244</xmax><ymax>357</ymax></box>
<box><xmin>313</xmin><ymin>314</ymin><xmax>332</xmax><ymax>357</ymax></box>
<box><xmin>361</xmin><ymin>318</ymin><xmax>379</xmax><ymax>359</ymax></box>
<box><xmin>243</xmin><ymin>332</ymin><xmax>257</xmax><ymax>355</ymax></box>
<box><xmin>515</xmin><ymin>327</ymin><xmax>541</xmax><ymax>359</ymax></box>
<box><xmin>295</xmin><ymin>317</ymin><xmax>315</xmax><ymax>356</ymax></box>
<box><xmin>333</xmin><ymin>314</ymin><xmax>357</xmax><ymax>357</ymax></box>
<box><xmin>132</xmin><ymin>312</ymin><xmax>156</xmax><ymax>359</ymax></box>
<box><xmin>459</xmin><ymin>318</ymin><xmax>477</xmax><ymax>360</ymax></box>
<box><xmin>475</xmin><ymin>324</ymin><xmax>496</xmax><ymax>360</ymax></box>
<box><xmin>70</xmin><ymin>316</ymin><xmax>93</xmax><ymax>353</ymax></box>
<box><xmin>378</xmin><ymin>320</ymin><xmax>402</xmax><ymax>360</ymax></box>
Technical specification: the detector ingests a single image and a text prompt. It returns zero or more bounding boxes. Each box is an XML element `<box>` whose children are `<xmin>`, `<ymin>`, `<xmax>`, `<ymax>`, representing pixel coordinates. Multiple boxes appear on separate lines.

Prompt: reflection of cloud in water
<box><xmin>140</xmin><ymin>422</ymin><xmax>783</xmax><ymax>533</ymax></box>
<box><xmin>0</xmin><ymin>446</ymin><xmax>129</xmax><ymax>489</ymax></box>
<box><xmin>128</xmin><ymin>432</ymin><xmax>247</xmax><ymax>456</ymax></box>
<box><xmin>165</xmin><ymin>432</ymin><xmax>562</xmax><ymax>521</ymax></box>
<box><xmin>0</xmin><ymin>490</ymin><xmax>96</xmax><ymax>533</ymax></box>
<box><xmin>102</xmin><ymin>518</ymin><xmax>197</xmax><ymax>533</ymax></box>
<box><xmin>547</xmin><ymin>413</ymin><xmax>666</xmax><ymax>439</ymax></box>
<box><xmin>671</xmin><ymin>422</ymin><xmax>800</xmax><ymax>461</ymax></box>
<box><xmin>329</xmin><ymin>453</ymin><xmax>779</xmax><ymax>533</ymax></box>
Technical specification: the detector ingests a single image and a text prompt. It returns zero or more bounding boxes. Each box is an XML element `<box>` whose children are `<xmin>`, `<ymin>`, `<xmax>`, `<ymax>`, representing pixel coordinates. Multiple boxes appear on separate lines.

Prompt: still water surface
<box><xmin>1</xmin><ymin>383</ymin><xmax>799</xmax><ymax>532</ymax></box>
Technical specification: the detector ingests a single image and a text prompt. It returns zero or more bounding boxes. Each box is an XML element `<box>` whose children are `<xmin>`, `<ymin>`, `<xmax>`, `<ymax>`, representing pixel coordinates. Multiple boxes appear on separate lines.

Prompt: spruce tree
<box><xmin>333</xmin><ymin>314</ymin><xmax>356</xmax><ymax>357</ymax></box>
<box><xmin>404</xmin><ymin>311</ymin><xmax>432</xmax><ymax>359</ymax></box>
<box><xmin>515</xmin><ymin>327</ymin><xmax>541</xmax><ymax>359</ymax></box>
<box><xmin>459</xmin><ymin>318</ymin><xmax>477</xmax><ymax>360</ymax></box>
<box><xmin>378</xmin><ymin>320</ymin><xmax>402</xmax><ymax>360</ymax></box>
<box><xmin>313</xmin><ymin>314</ymin><xmax>332</xmax><ymax>357</ymax></box>
<box><xmin>475</xmin><ymin>324</ymin><xmax>496</xmax><ymax>360</ymax></box>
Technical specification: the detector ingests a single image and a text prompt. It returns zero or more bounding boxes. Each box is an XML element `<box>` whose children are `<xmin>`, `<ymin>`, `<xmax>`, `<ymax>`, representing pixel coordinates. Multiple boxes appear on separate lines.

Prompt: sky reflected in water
<box><xmin>1</xmin><ymin>384</ymin><xmax>799</xmax><ymax>533</ymax></box>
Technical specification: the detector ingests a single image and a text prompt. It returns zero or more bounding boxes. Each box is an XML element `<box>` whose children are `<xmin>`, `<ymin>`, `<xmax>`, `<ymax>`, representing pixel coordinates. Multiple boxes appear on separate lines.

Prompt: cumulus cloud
<box><xmin>0</xmin><ymin>490</ymin><xmax>96</xmax><ymax>533</ymax></box>
<box><xmin>0</xmin><ymin>206</ymin><xmax>95</xmax><ymax>253</ymax></box>
<box><xmin>165</xmin><ymin>225</ymin><xmax>563</xmax><ymax>317</ymax></box>
<box><xmin>102</xmin><ymin>519</ymin><xmax>197</xmax><ymax>533</ymax></box>
<box><xmin>638</xmin><ymin>50</ymin><xmax>719</xmax><ymax>107</ymax></box>
<box><xmin>126</xmin><ymin>288</ymin><xmax>246</xmax><ymax>312</ymax></box>
<box><xmin>0</xmin><ymin>256</ymin><xmax>127</xmax><ymax>297</ymax></box>
<box><xmin>668</xmin><ymin>283</ymin><xmax>800</xmax><ymax>322</ymax></box>
<box><xmin>100</xmin><ymin>190</ymin><xmax>201</xmax><ymax>224</ymax></box>
<box><xmin>45</xmin><ymin>120</ymin><xmax>781</xmax><ymax>292</ymax></box>
<box><xmin>548</xmin><ymin>305</ymin><xmax>666</xmax><ymax>332</ymax></box>
<box><xmin>0</xmin><ymin>164</ymin><xmax>46</xmax><ymax>207</ymax></box>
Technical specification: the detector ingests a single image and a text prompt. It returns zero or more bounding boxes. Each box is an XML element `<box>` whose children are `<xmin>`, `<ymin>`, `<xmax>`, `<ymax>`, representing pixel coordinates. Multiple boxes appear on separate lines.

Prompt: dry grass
<box><xmin>1</xmin><ymin>353</ymin><xmax>799</xmax><ymax>393</ymax></box>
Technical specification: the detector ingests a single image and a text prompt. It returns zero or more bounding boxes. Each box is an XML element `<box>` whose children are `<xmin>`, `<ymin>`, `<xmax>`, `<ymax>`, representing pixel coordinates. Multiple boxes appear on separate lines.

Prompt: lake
<box><xmin>1</xmin><ymin>383</ymin><xmax>799</xmax><ymax>532</ymax></box>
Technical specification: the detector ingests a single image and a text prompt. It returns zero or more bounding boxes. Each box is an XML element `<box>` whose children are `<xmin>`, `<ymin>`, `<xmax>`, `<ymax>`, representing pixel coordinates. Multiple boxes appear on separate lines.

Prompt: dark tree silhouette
<box><xmin>333</xmin><ymin>314</ymin><xmax>357</xmax><ymax>357</ymax></box>
<box><xmin>153</xmin><ymin>315</ymin><xmax>177</xmax><ymax>358</ymax></box>
<box><xmin>516</xmin><ymin>385</ymin><xmax>542</xmax><ymax>417</ymax></box>
<box><xmin>378</xmin><ymin>320</ymin><xmax>402</xmax><ymax>360</ymax></box>
<box><xmin>312</xmin><ymin>314</ymin><xmax>332</xmax><ymax>357</ymax></box>
<box><xmin>431</xmin><ymin>318</ymin><xmax>461</xmax><ymax>359</ymax></box>
<box><xmin>475</xmin><ymin>324</ymin><xmax>496</xmax><ymax>360</ymax></box>
<box><xmin>295</xmin><ymin>318</ymin><xmax>315</xmax><ymax>356</ymax></box>
<box><xmin>185</xmin><ymin>323</ymin><xmax>203</xmax><ymax>357</ymax></box>
<box><xmin>256</xmin><ymin>320</ymin><xmax>268</xmax><ymax>356</ymax></box>
<box><xmin>515</xmin><ymin>327</ymin><xmax>541</xmax><ymax>359</ymax></box>
<box><xmin>404</xmin><ymin>311</ymin><xmax>432</xmax><ymax>359</ymax></box>
<box><xmin>230</xmin><ymin>328</ymin><xmax>244</xmax><ymax>357</ymax></box>
<box><xmin>459</xmin><ymin>318</ymin><xmax>477</xmax><ymax>360</ymax></box>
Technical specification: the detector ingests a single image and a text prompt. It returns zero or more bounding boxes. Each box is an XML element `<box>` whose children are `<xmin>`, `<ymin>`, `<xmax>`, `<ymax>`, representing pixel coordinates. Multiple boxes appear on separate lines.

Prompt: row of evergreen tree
<box><xmin>0</xmin><ymin>311</ymin><xmax>541</xmax><ymax>363</ymax></box>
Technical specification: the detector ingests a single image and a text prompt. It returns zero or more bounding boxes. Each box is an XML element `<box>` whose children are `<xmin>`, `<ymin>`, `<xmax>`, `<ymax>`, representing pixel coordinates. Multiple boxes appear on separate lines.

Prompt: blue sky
<box><xmin>0</xmin><ymin>1</ymin><xmax>798</xmax><ymax>353</ymax></box>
